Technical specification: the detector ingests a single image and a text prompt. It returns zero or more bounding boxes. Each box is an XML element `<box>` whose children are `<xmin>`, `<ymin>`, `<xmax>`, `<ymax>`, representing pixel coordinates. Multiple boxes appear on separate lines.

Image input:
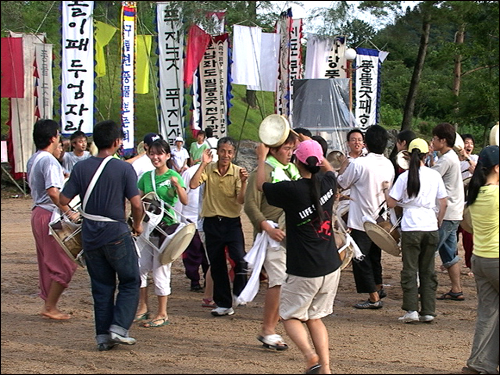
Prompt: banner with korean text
<box><xmin>197</xmin><ymin>34</ymin><xmax>230</xmax><ymax>139</ymax></box>
<box><xmin>61</xmin><ymin>1</ymin><xmax>94</xmax><ymax>137</ymax></box>
<box><xmin>275</xmin><ymin>9</ymin><xmax>292</xmax><ymax>117</ymax></box>
<box><xmin>34</xmin><ymin>43</ymin><xmax>53</xmax><ymax>120</ymax></box>
<box><xmin>354</xmin><ymin>48</ymin><xmax>382</xmax><ymax>131</ymax></box>
<box><xmin>156</xmin><ymin>3</ymin><xmax>184</xmax><ymax>143</ymax></box>
<box><xmin>120</xmin><ymin>2</ymin><xmax>136</xmax><ymax>156</ymax></box>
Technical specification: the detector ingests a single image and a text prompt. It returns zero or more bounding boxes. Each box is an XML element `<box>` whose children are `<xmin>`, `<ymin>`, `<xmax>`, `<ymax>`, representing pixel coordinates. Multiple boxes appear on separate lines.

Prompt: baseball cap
<box><xmin>175</xmin><ymin>136</ymin><xmax>184</xmax><ymax>143</ymax></box>
<box><xmin>143</xmin><ymin>133</ymin><xmax>162</xmax><ymax>147</ymax></box>
<box><xmin>408</xmin><ymin>138</ymin><xmax>429</xmax><ymax>154</ymax></box>
<box><xmin>478</xmin><ymin>145</ymin><xmax>499</xmax><ymax>168</ymax></box>
<box><xmin>294</xmin><ymin>139</ymin><xmax>323</xmax><ymax>166</ymax></box>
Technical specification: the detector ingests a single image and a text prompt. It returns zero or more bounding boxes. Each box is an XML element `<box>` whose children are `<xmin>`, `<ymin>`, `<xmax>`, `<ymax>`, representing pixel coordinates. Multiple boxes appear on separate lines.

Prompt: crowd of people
<box><xmin>26</xmin><ymin>119</ymin><xmax>498</xmax><ymax>374</ymax></box>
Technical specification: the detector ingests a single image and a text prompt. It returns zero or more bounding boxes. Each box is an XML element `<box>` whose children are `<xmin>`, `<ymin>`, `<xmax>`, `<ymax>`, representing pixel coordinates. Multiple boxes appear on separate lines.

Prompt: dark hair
<box><xmin>93</xmin><ymin>120</ymin><xmax>124</xmax><ymax>150</ymax></box>
<box><xmin>347</xmin><ymin>128</ymin><xmax>364</xmax><ymax>142</ymax></box>
<box><xmin>197</xmin><ymin>130</ymin><xmax>206</xmax><ymax>137</ymax></box>
<box><xmin>467</xmin><ymin>160</ymin><xmax>495</xmax><ymax>206</ymax></box>
<box><xmin>217</xmin><ymin>136</ymin><xmax>237</xmax><ymax>150</ymax></box>
<box><xmin>205</xmin><ymin>127</ymin><xmax>214</xmax><ymax>138</ymax></box>
<box><xmin>461</xmin><ymin>133</ymin><xmax>475</xmax><ymax>144</ymax></box>
<box><xmin>33</xmin><ymin>119</ymin><xmax>59</xmax><ymax>150</ymax></box>
<box><xmin>397</xmin><ymin>129</ymin><xmax>416</xmax><ymax>147</ymax></box>
<box><xmin>432</xmin><ymin>123</ymin><xmax>456</xmax><ymax>148</ymax></box>
<box><xmin>364</xmin><ymin>125</ymin><xmax>389</xmax><ymax>154</ymax></box>
<box><xmin>407</xmin><ymin>148</ymin><xmax>427</xmax><ymax>198</ymax></box>
<box><xmin>296</xmin><ymin>154</ymin><xmax>323</xmax><ymax>218</ymax></box>
<box><xmin>148</xmin><ymin>139</ymin><xmax>171</xmax><ymax>155</ymax></box>
<box><xmin>293</xmin><ymin>127</ymin><xmax>312</xmax><ymax>137</ymax></box>
<box><xmin>311</xmin><ymin>135</ymin><xmax>328</xmax><ymax>157</ymax></box>
<box><xmin>70</xmin><ymin>130</ymin><xmax>87</xmax><ymax>142</ymax></box>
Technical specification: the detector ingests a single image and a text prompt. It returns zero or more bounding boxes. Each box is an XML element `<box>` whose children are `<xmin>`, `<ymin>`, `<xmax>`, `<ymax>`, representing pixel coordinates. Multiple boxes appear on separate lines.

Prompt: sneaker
<box><xmin>211</xmin><ymin>307</ymin><xmax>235</xmax><ymax>316</ymax></box>
<box><xmin>97</xmin><ymin>342</ymin><xmax>117</xmax><ymax>351</ymax></box>
<box><xmin>419</xmin><ymin>314</ymin><xmax>435</xmax><ymax>323</ymax></box>
<box><xmin>377</xmin><ymin>288</ymin><xmax>387</xmax><ymax>299</ymax></box>
<box><xmin>110</xmin><ymin>332</ymin><xmax>136</xmax><ymax>345</ymax></box>
<box><xmin>353</xmin><ymin>299</ymin><xmax>383</xmax><ymax>309</ymax></box>
<box><xmin>398</xmin><ymin>310</ymin><xmax>419</xmax><ymax>323</ymax></box>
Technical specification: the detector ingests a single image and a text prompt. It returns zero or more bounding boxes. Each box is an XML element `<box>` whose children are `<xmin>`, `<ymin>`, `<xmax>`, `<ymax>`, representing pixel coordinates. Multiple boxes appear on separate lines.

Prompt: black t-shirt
<box><xmin>263</xmin><ymin>171</ymin><xmax>341</xmax><ymax>277</ymax></box>
<box><xmin>62</xmin><ymin>156</ymin><xmax>140</xmax><ymax>249</ymax></box>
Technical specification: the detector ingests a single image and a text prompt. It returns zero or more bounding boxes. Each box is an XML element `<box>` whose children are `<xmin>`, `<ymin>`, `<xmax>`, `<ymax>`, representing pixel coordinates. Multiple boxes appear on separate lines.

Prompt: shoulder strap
<box><xmin>82</xmin><ymin>156</ymin><xmax>113</xmax><ymax>211</ymax></box>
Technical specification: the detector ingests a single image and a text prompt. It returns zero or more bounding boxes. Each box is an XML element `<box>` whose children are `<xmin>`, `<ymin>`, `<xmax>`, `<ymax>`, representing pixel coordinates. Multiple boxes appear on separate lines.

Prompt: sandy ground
<box><xmin>1</xmin><ymin>192</ymin><xmax>478</xmax><ymax>374</ymax></box>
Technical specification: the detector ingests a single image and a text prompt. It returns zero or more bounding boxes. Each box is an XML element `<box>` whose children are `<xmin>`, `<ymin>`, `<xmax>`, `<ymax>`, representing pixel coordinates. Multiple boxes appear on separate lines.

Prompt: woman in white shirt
<box><xmin>383</xmin><ymin>138</ymin><xmax>448</xmax><ymax>324</ymax></box>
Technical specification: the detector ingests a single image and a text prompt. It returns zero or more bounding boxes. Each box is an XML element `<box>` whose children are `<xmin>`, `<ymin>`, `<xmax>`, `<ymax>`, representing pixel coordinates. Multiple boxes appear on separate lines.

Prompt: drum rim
<box><xmin>159</xmin><ymin>223</ymin><xmax>197</xmax><ymax>265</ymax></box>
<box><xmin>49</xmin><ymin>220</ymin><xmax>85</xmax><ymax>267</ymax></box>
<box><xmin>258</xmin><ymin>114</ymin><xmax>290</xmax><ymax>147</ymax></box>
<box><xmin>363</xmin><ymin>221</ymin><xmax>401</xmax><ymax>257</ymax></box>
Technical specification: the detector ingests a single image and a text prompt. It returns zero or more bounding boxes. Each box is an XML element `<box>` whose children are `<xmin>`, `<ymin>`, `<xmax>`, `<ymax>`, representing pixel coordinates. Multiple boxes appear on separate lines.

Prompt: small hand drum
<box><xmin>259</xmin><ymin>114</ymin><xmax>296</xmax><ymax>147</ymax></box>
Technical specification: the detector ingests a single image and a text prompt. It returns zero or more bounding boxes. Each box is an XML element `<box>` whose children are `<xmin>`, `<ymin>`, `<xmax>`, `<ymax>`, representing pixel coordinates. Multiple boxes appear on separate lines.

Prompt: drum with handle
<box><xmin>259</xmin><ymin>114</ymin><xmax>299</xmax><ymax>147</ymax></box>
<box><xmin>136</xmin><ymin>192</ymin><xmax>196</xmax><ymax>265</ymax></box>
<box><xmin>363</xmin><ymin>220</ymin><xmax>401</xmax><ymax>257</ymax></box>
<box><xmin>396</xmin><ymin>150</ymin><xmax>410</xmax><ymax>170</ymax></box>
<box><xmin>327</xmin><ymin>150</ymin><xmax>345</xmax><ymax>170</ymax></box>
<box><xmin>49</xmin><ymin>216</ymin><xmax>85</xmax><ymax>267</ymax></box>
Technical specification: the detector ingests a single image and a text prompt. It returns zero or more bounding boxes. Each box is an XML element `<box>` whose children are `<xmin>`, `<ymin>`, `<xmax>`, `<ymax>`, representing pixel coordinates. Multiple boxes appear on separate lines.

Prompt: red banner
<box><xmin>1</xmin><ymin>37</ymin><xmax>25</xmax><ymax>98</ymax></box>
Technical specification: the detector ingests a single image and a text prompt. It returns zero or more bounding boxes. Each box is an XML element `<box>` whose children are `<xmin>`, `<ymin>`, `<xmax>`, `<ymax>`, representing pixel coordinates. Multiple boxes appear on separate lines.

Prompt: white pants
<box><xmin>137</xmin><ymin>236</ymin><xmax>172</xmax><ymax>296</ymax></box>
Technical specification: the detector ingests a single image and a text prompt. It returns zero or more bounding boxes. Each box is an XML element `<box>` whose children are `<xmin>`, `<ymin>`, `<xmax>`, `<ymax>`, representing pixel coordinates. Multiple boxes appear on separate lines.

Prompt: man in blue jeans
<box><xmin>61</xmin><ymin>120</ymin><xmax>144</xmax><ymax>351</ymax></box>
<box><xmin>431</xmin><ymin>123</ymin><xmax>465</xmax><ymax>301</ymax></box>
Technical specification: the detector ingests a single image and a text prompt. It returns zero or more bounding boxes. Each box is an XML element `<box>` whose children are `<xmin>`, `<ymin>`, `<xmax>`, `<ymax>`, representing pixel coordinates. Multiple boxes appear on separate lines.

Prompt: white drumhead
<box><xmin>159</xmin><ymin>223</ymin><xmax>196</xmax><ymax>265</ymax></box>
<box><xmin>454</xmin><ymin>132</ymin><xmax>464</xmax><ymax>152</ymax></box>
<box><xmin>490</xmin><ymin>123</ymin><xmax>499</xmax><ymax>146</ymax></box>
<box><xmin>396</xmin><ymin>150</ymin><xmax>410</xmax><ymax>170</ymax></box>
<box><xmin>259</xmin><ymin>114</ymin><xmax>290</xmax><ymax>147</ymax></box>
<box><xmin>363</xmin><ymin>221</ymin><xmax>401</xmax><ymax>257</ymax></box>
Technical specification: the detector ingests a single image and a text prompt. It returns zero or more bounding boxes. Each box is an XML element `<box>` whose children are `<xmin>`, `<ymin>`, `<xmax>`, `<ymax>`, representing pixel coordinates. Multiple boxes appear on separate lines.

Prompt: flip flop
<box><xmin>257</xmin><ymin>334</ymin><xmax>289</xmax><ymax>351</ymax></box>
<box><xmin>133</xmin><ymin>312</ymin><xmax>150</xmax><ymax>322</ymax></box>
<box><xmin>437</xmin><ymin>290</ymin><xmax>465</xmax><ymax>301</ymax></box>
<box><xmin>142</xmin><ymin>318</ymin><xmax>170</xmax><ymax>328</ymax></box>
<box><xmin>305</xmin><ymin>364</ymin><xmax>321</xmax><ymax>374</ymax></box>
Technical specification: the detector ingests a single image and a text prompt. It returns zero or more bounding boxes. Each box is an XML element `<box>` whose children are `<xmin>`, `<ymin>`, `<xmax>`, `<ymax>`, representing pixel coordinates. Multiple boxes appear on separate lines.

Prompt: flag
<box><xmin>1</xmin><ymin>37</ymin><xmax>24</xmax><ymax>98</ymax></box>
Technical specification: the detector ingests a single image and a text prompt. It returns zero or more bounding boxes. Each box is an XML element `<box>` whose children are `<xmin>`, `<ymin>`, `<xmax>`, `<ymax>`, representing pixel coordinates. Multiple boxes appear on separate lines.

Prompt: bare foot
<box><xmin>41</xmin><ymin>309</ymin><xmax>71</xmax><ymax>320</ymax></box>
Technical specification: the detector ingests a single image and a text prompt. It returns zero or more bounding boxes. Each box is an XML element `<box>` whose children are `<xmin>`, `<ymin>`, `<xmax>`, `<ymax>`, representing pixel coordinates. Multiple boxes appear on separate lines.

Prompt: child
<box><xmin>135</xmin><ymin>139</ymin><xmax>188</xmax><ymax>328</ymax></box>
<box><xmin>62</xmin><ymin>130</ymin><xmax>91</xmax><ymax>174</ymax></box>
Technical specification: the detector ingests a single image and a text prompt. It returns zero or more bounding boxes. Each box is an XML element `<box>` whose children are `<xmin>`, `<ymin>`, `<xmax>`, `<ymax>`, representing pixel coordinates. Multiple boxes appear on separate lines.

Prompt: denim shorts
<box><xmin>437</xmin><ymin>220</ymin><xmax>461</xmax><ymax>268</ymax></box>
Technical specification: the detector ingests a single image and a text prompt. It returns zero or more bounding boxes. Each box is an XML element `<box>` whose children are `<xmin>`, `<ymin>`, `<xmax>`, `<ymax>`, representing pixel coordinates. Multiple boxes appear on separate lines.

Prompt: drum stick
<box><xmin>290</xmin><ymin>128</ymin><xmax>300</xmax><ymax>137</ymax></box>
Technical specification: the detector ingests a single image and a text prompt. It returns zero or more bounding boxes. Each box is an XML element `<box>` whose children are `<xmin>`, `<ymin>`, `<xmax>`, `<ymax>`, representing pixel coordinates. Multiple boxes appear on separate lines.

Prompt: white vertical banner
<box><xmin>354</xmin><ymin>48</ymin><xmax>381</xmax><ymax>131</ymax></box>
<box><xmin>61</xmin><ymin>1</ymin><xmax>94</xmax><ymax>136</ymax></box>
<box><xmin>121</xmin><ymin>2</ymin><xmax>136</xmax><ymax>154</ymax></box>
<box><xmin>34</xmin><ymin>43</ymin><xmax>53</xmax><ymax>119</ymax></box>
<box><xmin>289</xmin><ymin>19</ymin><xmax>303</xmax><ymax>82</ymax></box>
<box><xmin>157</xmin><ymin>3</ymin><xmax>184</xmax><ymax>143</ymax></box>
<box><xmin>199</xmin><ymin>35</ymin><xmax>229</xmax><ymax>139</ymax></box>
<box><xmin>325</xmin><ymin>36</ymin><xmax>347</xmax><ymax>79</ymax></box>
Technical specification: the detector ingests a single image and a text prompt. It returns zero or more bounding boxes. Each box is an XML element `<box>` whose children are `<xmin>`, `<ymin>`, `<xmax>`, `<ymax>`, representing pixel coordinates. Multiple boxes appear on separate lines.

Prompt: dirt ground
<box><xmin>1</xmin><ymin>191</ymin><xmax>479</xmax><ymax>374</ymax></box>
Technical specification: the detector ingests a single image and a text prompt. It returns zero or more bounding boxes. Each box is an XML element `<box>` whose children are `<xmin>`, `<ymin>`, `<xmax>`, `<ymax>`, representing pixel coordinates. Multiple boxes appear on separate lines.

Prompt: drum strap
<box><xmin>79</xmin><ymin>156</ymin><xmax>117</xmax><ymax>222</ymax></box>
<box><xmin>150</xmin><ymin>170</ymin><xmax>193</xmax><ymax>224</ymax></box>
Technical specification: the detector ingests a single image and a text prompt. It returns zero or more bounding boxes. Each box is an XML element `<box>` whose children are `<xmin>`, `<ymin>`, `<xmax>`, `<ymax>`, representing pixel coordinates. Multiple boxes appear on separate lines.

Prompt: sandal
<box><xmin>142</xmin><ymin>318</ymin><xmax>170</xmax><ymax>328</ymax></box>
<box><xmin>133</xmin><ymin>311</ymin><xmax>150</xmax><ymax>322</ymax></box>
<box><xmin>437</xmin><ymin>290</ymin><xmax>465</xmax><ymax>301</ymax></box>
<box><xmin>257</xmin><ymin>334</ymin><xmax>289</xmax><ymax>351</ymax></box>
<box><xmin>202</xmin><ymin>298</ymin><xmax>216</xmax><ymax>308</ymax></box>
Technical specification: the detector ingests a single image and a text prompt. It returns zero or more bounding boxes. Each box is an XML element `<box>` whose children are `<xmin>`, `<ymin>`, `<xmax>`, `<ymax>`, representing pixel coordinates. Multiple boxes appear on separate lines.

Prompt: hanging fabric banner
<box><xmin>198</xmin><ymin>34</ymin><xmax>230</xmax><ymax>139</ymax></box>
<box><xmin>61</xmin><ymin>1</ymin><xmax>94</xmax><ymax>136</ymax></box>
<box><xmin>8</xmin><ymin>32</ymin><xmax>45</xmax><ymax>179</ymax></box>
<box><xmin>304</xmin><ymin>35</ymin><xmax>348</xmax><ymax>79</ymax></box>
<box><xmin>354</xmin><ymin>48</ymin><xmax>382</xmax><ymax>131</ymax></box>
<box><xmin>246</xmin><ymin>32</ymin><xmax>279</xmax><ymax>92</ymax></box>
<box><xmin>120</xmin><ymin>1</ymin><xmax>136</xmax><ymax>156</ymax></box>
<box><xmin>34</xmin><ymin>43</ymin><xmax>53</xmax><ymax>120</ymax></box>
<box><xmin>275</xmin><ymin>9</ymin><xmax>293</xmax><ymax>117</ymax></box>
<box><xmin>156</xmin><ymin>3</ymin><xmax>184</xmax><ymax>143</ymax></box>
<box><xmin>1</xmin><ymin>37</ymin><xmax>25</xmax><ymax>98</ymax></box>
<box><xmin>136</xmin><ymin>35</ymin><xmax>152</xmax><ymax>94</ymax></box>
<box><xmin>94</xmin><ymin>20</ymin><xmax>118</xmax><ymax>78</ymax></box>
<box><xmin>289</xmin><ymin>19</ymin><xmax>303</xmax><ymax>82</ymax></box>
<box><xmin>231</xmin><ymin>25</ymin><xmax>261</xmax><ymax>87</ymax></box>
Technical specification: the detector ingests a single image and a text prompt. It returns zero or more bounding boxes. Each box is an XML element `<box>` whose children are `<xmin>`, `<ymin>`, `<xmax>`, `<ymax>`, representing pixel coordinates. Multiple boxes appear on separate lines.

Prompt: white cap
<box><xmin>175</xmin><ymin>136</ymin><xmax>184</xmax><ymax>142</ymax></box>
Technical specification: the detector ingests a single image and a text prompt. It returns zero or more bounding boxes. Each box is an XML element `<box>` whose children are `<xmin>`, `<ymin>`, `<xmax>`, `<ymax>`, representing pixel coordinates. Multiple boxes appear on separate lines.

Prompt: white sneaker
<box><xmin>398</xmin><ymin>311</ymin><xmax>419</xmax><ymax>323</ymax></box>
<box><xmin>110</xmin><ymin>332</ymin><xmax>136</xmax><ymax>345</ymax></box>
<box><xmin>211</xmin><ymin>307</ymin><xmax>235</xmax><ymax>316</ymax></box>
<box><xmin>419</xmin><ymin>315</ymin><xmax>435</xmax><ymax>323</ymax></box>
